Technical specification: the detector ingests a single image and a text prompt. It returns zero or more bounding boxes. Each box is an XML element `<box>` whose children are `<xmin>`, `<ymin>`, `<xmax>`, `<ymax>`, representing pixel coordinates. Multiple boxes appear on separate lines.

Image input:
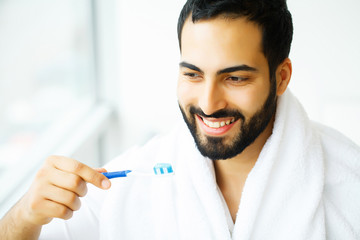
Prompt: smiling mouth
<box><xmin>200</xmin><ymin>116</ymin><xmax>236</xmax><ymax>128</ymax></box>
<box><xmin>195</xmin><ymin>115</ymin><xmax>237</xmax><ymax>136</ymax></box>
<box><xmin>196</xmin><ymin>113</ymin><xmax>238</xmax><ymax>129</ymax></box>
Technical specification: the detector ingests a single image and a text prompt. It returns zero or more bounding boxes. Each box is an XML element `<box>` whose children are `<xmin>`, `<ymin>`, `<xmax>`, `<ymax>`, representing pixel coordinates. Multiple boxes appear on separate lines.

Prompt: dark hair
<box><xmin>177</xmin><ymin>0</ymin><xmax>293</xmax><ymax>80</ymax></box>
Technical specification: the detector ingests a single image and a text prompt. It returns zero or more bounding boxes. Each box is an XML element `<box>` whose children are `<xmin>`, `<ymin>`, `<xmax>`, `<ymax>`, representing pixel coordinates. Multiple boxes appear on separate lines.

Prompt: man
<box><xmin>1</xmin><ymin>0</ymin><xmax>359</xmax><ymax>239</ymax></box>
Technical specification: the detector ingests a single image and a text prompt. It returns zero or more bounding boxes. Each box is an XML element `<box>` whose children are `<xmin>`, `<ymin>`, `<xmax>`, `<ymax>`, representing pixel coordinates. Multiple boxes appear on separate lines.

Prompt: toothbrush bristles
<box><xmin>153</xmin><ymin>163</ymin><xmax>173</xmax><ymax>175</ymax></box>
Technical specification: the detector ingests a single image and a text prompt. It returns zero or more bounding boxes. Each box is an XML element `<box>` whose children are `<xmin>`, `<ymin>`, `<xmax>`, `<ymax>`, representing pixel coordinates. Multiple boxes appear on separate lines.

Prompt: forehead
<box><xmin>180</xmin><ymin>17</ymin><xmax>266</xmax><ymax>71</ymax></box>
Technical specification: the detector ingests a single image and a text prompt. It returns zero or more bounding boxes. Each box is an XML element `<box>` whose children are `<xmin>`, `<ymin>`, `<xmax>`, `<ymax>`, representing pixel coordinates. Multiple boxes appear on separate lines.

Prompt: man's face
<box><xmin>177</xmin><ymin>17</ymin><xmax>277</xmax><ymax>160</ymax></box>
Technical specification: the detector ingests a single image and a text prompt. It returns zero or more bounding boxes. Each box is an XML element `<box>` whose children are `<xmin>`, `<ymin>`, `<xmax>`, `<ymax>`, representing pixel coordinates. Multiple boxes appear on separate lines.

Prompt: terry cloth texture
<box><xmin>40</xmin><ymin>90</ymin><xmax>360</xmax><ymax>240</ymax></box>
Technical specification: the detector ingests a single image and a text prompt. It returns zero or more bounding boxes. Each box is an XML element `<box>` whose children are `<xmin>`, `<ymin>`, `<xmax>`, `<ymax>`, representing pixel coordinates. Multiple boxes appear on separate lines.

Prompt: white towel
<box><xmin>41</xmin><ymin>90</ymin><xmax>360</xmax><ymax>240</ymax></box>
<box><xmin>232</xmin><ymin>89</ymin><xmax>326</xmax><ymax>239</ymax></box>
<box><xmin>99</xmin><ymin>90</ymin><xmax>360</xmax><ymax>240</ymax></box>
<box><xmin>173</xmin><ymin>89</ymin><xmax>327</xmax><ymax>239</ymax></box>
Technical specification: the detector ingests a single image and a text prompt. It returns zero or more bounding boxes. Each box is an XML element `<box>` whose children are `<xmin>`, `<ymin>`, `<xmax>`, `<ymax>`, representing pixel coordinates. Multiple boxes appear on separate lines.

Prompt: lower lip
<box><xmin>196</xmin><ymin>115</ymin><xmax>236</xmax><ymax>136</ymax></box>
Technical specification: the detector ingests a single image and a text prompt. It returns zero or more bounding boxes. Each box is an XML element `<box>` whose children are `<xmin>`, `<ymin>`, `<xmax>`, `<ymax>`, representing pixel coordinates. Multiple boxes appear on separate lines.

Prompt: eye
<box><xmin>226</xmin><ymin>76</ymin><xmax>249</xmax><ymax>82</ymax></box>
<box><xmin>183</xmin><ymin>72</ymin><xmax>200</xmax><ymax>78</ymax></box>
<box><xmin>181</xmin><ymin>70</ymin><xmax>203</xmax><ymax>83</ymax></box>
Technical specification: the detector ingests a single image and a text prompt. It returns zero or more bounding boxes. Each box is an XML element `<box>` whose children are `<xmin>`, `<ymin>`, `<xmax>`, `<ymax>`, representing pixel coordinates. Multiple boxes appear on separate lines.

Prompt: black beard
<box><xmin>179</xmin><ymin>81</ymin><xmax>277</xmax><ymax>160</ymax></box>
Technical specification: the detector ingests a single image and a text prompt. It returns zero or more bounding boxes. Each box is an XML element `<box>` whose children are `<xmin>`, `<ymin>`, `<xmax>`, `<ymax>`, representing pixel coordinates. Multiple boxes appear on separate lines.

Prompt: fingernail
<box><xmin>101</xmin><ymin>179</ymin><xmax>111</xmax><ymax>189</ymax></box>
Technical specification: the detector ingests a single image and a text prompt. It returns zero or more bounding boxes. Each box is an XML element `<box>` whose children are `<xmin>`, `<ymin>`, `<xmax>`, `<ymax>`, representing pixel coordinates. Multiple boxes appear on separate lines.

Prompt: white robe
<box><xmin>40</xmin><ymin>90</ymin><xmax>360</xmax><ymax>240</ymax></box>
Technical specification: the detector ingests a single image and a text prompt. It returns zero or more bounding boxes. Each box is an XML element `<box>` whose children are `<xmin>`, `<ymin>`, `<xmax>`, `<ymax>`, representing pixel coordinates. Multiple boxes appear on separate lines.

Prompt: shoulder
<box><xmin>312</xmin><ymin>123</ymin><xmax>360</xmax><ymax>235</ymax></box>
<box><xmin>313</xmin><ymin>122</ymin><xmax>360</xmax><ymax>185</ymax></box>
<box><xmin>312</xmin><ymin>122</ymin><xmax>360</xmax><ymax>174</ymax></box>
<box><xmin>315</xmin><ymin>122</ymin><xmax>360</xmax><ymax>156</ymax></box>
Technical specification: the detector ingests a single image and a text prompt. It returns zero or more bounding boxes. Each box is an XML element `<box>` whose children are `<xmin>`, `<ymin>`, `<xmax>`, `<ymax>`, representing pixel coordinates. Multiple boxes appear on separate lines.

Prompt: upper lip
<box><xmin>197</xmin><ymin>114</ymin><xmax>235</xmax><ymax>122</ymax></box>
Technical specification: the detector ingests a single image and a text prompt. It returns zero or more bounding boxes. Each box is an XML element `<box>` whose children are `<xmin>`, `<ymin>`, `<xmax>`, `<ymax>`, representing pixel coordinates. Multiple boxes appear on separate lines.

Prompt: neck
<box><xmin>214</xmin><ymin>115</ymin><xmax>275</xmax><ymax>222</ymax></box>
<box><xmin>214</xmin><ymin>115</ymin><xmax>275</xmax><ymax>187</ymax></box>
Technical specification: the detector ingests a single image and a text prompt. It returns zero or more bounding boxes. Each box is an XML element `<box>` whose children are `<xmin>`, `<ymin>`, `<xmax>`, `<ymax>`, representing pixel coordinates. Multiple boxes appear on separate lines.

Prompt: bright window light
<box><xmin>0</xmin><ymin>0</ymin><xmax>97</xmax><ymax>209</ymax></box>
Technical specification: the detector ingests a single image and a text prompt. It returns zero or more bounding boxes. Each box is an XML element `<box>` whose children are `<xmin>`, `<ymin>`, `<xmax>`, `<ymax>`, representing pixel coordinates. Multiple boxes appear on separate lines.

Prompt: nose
<box><xmin>198</xmin><ymin>80</ymin><xmax>227</xmax><ymax>115</ymax></box>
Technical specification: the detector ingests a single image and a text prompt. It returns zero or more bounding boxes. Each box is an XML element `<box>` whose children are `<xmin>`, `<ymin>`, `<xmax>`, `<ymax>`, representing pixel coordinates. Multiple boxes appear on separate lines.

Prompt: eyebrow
<box><xmin>179</xmin><ymin>61</ymin><xmax>203</xmax><ymax>74</ymax></box>
<box><xmin>179</xmin><ymin>61</ymin><xmax>258</xmax><ymax>75</ymax></box>
<box><xmin>217</xmin><ymin>65</ymin><xmax>258</xmax><ymax>75</ymax></box>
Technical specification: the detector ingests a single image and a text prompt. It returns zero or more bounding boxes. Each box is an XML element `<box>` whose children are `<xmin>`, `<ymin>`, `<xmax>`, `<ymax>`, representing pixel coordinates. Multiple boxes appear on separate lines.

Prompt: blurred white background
<box><xmin>117</xmin><ymin>0</ymin><xmax>360</xmax><ymax>149</ymax></box>
<box><xmin>1</xmin><ymin>0</ymin><xmax>359</xmax><ymax>216</ymax></box>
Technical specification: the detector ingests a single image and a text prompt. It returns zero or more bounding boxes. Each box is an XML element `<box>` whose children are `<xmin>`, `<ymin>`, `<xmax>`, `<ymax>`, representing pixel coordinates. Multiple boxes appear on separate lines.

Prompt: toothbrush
<box><xmin>102</xmin><ymin>163</ymin><xmax>174</xmax><ymax>179</ymax></box>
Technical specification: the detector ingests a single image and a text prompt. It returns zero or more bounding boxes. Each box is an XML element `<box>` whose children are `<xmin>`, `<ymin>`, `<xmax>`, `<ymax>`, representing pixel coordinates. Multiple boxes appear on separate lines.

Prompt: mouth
<box><xmin>201</xmin><ymin>117</ymin><xmax>235</xmax><ymax>128</ymax></box>
<box><xmin>196</xmin><ymin>115</ymin><xmax>237</xmax><ymax>136</ymax></box>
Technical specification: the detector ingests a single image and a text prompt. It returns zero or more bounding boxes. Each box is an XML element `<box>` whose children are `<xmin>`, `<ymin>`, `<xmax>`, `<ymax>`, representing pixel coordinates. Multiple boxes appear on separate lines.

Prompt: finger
<box><xmin>38</xmin><ymin>199</ymin><xmax>73</xmax><ymax>221</ymax></box>
<box><xmin>47</xmin><ymin>156</ymin><xmax>111</xmax><ymax>190</ymax></box>
<box><xmin>42</xmin><ymin>184</ymin><xmax>81</xmax><ymax>211</ymax></box>
<box><xmin>94</xmin><ymin>168</ymin><xmax>107</xmax><ymax>173</ymax></box>
<box><xmin>47</xmin><ymin>167</ymin><xmax>88</xmax><ymax>197</ymax></box>
<box><xmin>26</xmin><ymin>195</ymin><xmax>73</xmax><ymax>224</ymax></box>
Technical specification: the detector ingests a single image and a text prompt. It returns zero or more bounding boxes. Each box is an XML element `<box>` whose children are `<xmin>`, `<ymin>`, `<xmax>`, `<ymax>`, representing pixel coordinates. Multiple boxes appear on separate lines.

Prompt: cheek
<box><xmin>227</xmin><ymin>81</ymin><xmax>270</xmax><ymax>117</ymax></box>
<box><xmin>177</xmin><ymin>78</ymin><xmax>198</xmax><ymax>107</ymax></box>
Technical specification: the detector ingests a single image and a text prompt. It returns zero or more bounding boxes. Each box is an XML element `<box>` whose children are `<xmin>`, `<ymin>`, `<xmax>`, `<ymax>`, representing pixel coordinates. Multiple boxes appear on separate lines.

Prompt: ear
<box><xmin>275</xmin><ymin>58</ymin><xmax>292</xmax><ymax>96</ymax></box>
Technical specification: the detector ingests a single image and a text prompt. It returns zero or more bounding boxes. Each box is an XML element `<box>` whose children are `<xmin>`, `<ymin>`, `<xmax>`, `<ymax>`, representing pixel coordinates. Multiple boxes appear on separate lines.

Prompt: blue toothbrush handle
<box><xmin>102</xmin><ymin>170</ymin><xmax>132</xmax><ymax>179</ymax></box>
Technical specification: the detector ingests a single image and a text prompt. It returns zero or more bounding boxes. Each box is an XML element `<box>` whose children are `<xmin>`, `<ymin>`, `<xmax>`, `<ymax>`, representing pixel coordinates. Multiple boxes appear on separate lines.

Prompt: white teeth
<box><xmin>202</xmin><ymin>118</ymin><xmax>235</xmax><ymax>129</ymax></box>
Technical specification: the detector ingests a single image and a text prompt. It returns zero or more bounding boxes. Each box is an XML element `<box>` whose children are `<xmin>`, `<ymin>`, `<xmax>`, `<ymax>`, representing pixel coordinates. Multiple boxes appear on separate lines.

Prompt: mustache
<box><xmin>189</xmin><ymin>106</ymin><xmax>245</xmax><ymax>121</ymax></box>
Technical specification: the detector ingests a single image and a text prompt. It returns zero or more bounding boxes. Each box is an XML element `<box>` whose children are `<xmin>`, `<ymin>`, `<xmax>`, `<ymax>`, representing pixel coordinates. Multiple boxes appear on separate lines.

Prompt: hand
<box><xmin>18</xmin><ymin>155</ymin><xmax>111</xmax><ymax>226</ymax></box>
